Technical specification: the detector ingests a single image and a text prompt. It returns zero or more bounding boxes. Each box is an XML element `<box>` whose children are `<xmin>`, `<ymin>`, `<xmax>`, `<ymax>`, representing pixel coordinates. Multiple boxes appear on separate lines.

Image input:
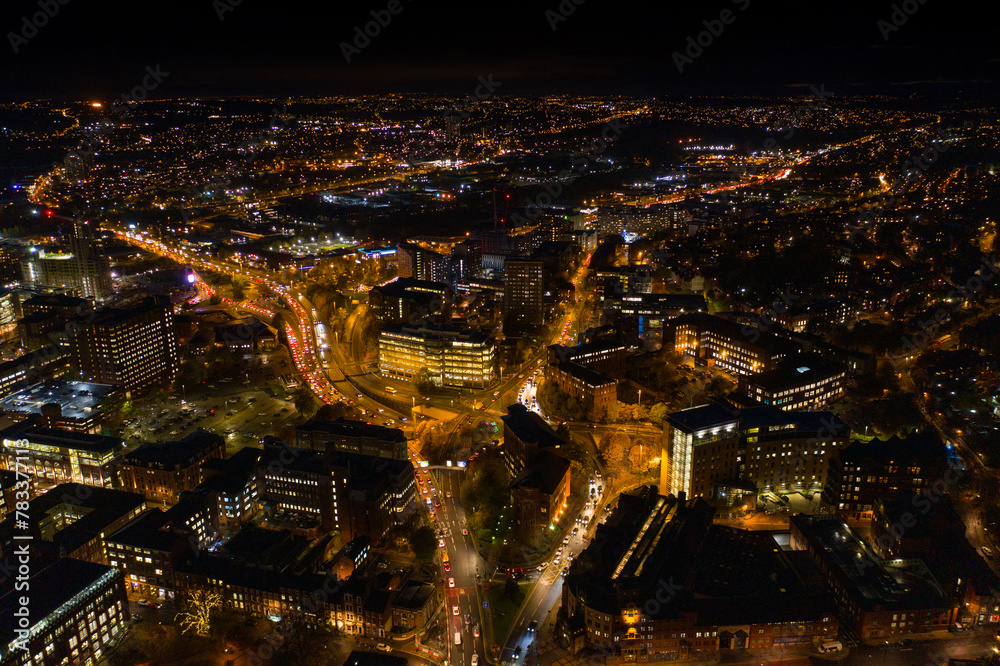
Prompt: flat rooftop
<box><xmin>790</xmin><ymin>514</ymin><xmax>946</xmax><ymax>610</ymax></box>
<box><xmin>297</xmin><ymin>418</ymin><xmax>406</xmax><ymax>443</ymax></box>
<box><xmin>665</xmin><ymin>403</ymin><xmax>740</xmax><ymax>434</ymax></box>
<box><xmin>125</xmin><ymin>430</ymin><xmax>224</xmax><ymax>469</ymax></box>
<box><xmin>0</xmin><ymin>422</ymin><xmax>125</xmax><ymax>454</ymax></box>
<box><xmin>0</xmin><ymin>379</ymin><xmax>118</xmax><ymax>421</ymax></box>
<box><xmin>745</xmin><ymin>353</ymin><xmax>848</xmax><ymax>392</ymax></box>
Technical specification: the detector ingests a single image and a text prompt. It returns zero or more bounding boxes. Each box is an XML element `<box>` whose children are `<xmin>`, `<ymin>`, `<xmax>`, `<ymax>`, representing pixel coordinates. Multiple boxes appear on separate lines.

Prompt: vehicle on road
<box><xmin>819</xmin><ymin>640</ymin><xmax>843</xmax><ymax>653</ymax></box>
<box><xmin>465</xmin><ymin>614</ymin><xmax>471</xmax><ymax>625</ymax></box>
<box><xmin>454</xmin><ymin>631</ymin><xmax>462</xmax><ymax>645</ymax></box>
<box><xmin>375</xmin><ymin>643</ymin><xmax>391</xmax><ymax>653</ymax></box>
<box><xmin>449</xmin><ymin>577</ymin><xmax>455</xmax><ymax>588</ymax></box>
<box><xmin>471</xmin><ymin>654</ymin><xmax>478</xmax><ymax>666</ymax></box>
<box><xmin>474</xmin><ymin>625</ymin><xmax>480</xmax><ymax>637</ymax></box>
<box><xmin>983</xmin><ymin>546</ymin><xmax>995</xmax><ymax>558</ymax></box>
<box><xmin>514</xmin><ymin>646</ymin><xmax>522</xmax><ymax>660</ymax></box>
<box><xmin>452</xmin><ymin>605</ymin><xmax>460</xmax><ymax>616</ymax></box>
<box><xmin>528</xmin><ymin>620</ymin><xmax>538</xmax><ymax>632</ymax></box>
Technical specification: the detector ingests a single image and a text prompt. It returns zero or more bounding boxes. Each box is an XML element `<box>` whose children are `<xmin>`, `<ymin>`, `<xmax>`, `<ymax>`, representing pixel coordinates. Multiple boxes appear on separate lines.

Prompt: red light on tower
<box><xmin>45</xmin><ymin>210</ymin><xmax>54</xmax><ymax>216</ymax></box>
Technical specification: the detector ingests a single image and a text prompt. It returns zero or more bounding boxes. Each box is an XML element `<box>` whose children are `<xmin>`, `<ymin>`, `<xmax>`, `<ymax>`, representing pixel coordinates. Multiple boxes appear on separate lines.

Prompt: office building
<box><xmin>104</xmin><ymin>508</ymin><xmax>196</xmax><ymax>600</ymax></box>
<box><xmin>396</xmin><ymin>244</ymin><xmax>451</xmax><ymax>283</ymax></box>
<box><xmin>257</xmin><ymin>442</ymin><xmax>416</xmax><ymax>542</ymax></box>
<box><xmin>295</xmin><ymin>418</ymin><xmax>408</xmax><ymax>461</ymax></box>
<box><xmin>739</xmin><ymin>407</ymin><xmax>849</xmax><ymax>496</ymax></box>
<box><xmin>663</xmin><ymin>404</ymin><xmax>849</xmax><ymax>502</ymax></box>
<box><xmin>198</xmin><ymin>446</ymin><xmax>262</xmax><ymax>531</ymax></box>
<box><xmin>738</xmin><ymin>353</ymin><xmax>848</xmax><ymax>412</ymax></box>
<box><xmin>378</xmin><ymin>324</ymin><xmax>495</xmax><ymax>389</ymax></box>
<box><xmin>604</xmin><ymin>292</ymin><xmax>707</xmax><ymax>344</ymax></box>
<box><xmin>69</xmin><ymin>295</ymin><xmax>179</xmax><ymax>393</ymax></box>
<box><xmin>0</xmin><ymin>483</ymin><xmax>146</xmax><ymax>567</ymax></box>
<box><xmin>0</xmin><ymin>423</ymin><xmax>124</xmax><ymax>488</ymax></box>
<box><xmin>19</xmin><ymin>220</ymin><xmax>112</xmax><ymax>303</ymax></box>
<box><xmin>0</xmin><ymin>558</ymin><xmax>129</xmax><ymax>666</ymax></box>
<box><xmin>503</xmin><ymin>259</ymin><xmax>544</xmax><ymax>334</ymax></box>
<box><xmin>669</xmin><ymin>312</ymin><xmax>800</xmax><ymax>376</ymax></box>
<box><xmin>560</xmin><ymin>488</ymin><xmax>838</xmax><ymax>661</ymax></box>
<box><xmin>118</xmin><ymin>430</ymin><xmax>226</xmax><ymax>505</ymax></box>
<box><xmin>548</xmin><ymin>339</ymin><xmax>628</xmax><ymax>380</ymax></box>
<box><xmin>544</xmin><ymin>361</ymin><xmax>617</xmax><ymax>421</ymax></box>
<box><xmin>0</xmin><ymin>346</ymin><xmax>70</xmax><ymax>395</ymax></box>
<box><xmin>825</xmin><ymin>430</ymin><xmax>950</xmax><ymax>522</ymax></box>
<box><xmin>18</xmin><ymin>293</ymin><xmax>88</xmax><ymax>346</ymax></box>
<box><xmin>663</xmin><ymin>403</ymin><xmax>741</xmax><ymax>499</ymax></box>
<box><xmin>368</xmin><ymin>278</ymin><xmax>452</xmax><ymax>326</ymax></box>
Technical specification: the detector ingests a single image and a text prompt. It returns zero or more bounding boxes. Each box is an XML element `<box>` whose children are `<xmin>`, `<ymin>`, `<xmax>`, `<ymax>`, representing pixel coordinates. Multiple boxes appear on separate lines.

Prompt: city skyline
<box><xmin>2</xmin><ymin>3</ymin><xmax>1000</xmax><ymax>666</ymax></box>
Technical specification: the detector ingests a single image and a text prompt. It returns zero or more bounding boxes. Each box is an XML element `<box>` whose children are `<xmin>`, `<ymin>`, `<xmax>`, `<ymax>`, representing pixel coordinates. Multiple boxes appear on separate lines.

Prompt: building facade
<box><xmin>503</xmin><ymin>259</ymin><xmax>544</xmax><ymax>334</ymax></box>
<box><xmin>739</xmin><ymin>354</ymin><xmax>848</xmax><ymax>412</ymax></box>
<box><xmin>378</xmin><ymin>324</ymin><xmax>495</xmax><ymax>389</ymax></box>
<box><xmin>69</xmin><ymin>295</ymin><xmax>179</xmax><ymax>393</ymax></box>
<box><xmin>118</xmin><ymin>431</ymin><xmax>226</xmax><ymax>505</ymax></box>
<box><xmin>0</xmin><ymin>424</ymin><xmax>124</xmax><ymax>488</ymax></box>
<box><xmin>671</xmin><ymin>313</ymin><xmax>800</xmax><ymax>376</ymax></box>
<box><xmin>0</xmin><ymin>558</ymin><xmax>129</xmax><ymax>666</ymax></box>
<box><xmin>664</xmin><ymin>404</ymin><xmax>849</xmax><ymax>502</ymax></box>
<box><xmin>825</xmin><ymin>430</ymin><xmax>950</xmax><ymax>522</ymax></box>
<box><xmin>560</xmin><ymin>489</ymin><xmax>838</xmax><ymax>663</ymax></box>
<box><xmin>295</xmin><ymin>419</ymin><xmax>408</xmax><ymax>461</ymax></box>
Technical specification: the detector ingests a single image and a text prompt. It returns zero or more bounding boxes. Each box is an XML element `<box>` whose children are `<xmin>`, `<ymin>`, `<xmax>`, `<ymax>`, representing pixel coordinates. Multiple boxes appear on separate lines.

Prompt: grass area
<box><xmin>488</xmin><ymin>580</ymin><xmax>532</xmax><ymax>644</ymax></box>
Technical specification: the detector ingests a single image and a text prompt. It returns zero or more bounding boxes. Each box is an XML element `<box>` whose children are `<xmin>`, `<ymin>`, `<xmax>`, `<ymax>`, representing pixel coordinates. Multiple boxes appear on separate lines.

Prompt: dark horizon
<box><xmin>2</xmin><ymin>0</ymin><xmax>998</xmax><ymax>101</ymax></box>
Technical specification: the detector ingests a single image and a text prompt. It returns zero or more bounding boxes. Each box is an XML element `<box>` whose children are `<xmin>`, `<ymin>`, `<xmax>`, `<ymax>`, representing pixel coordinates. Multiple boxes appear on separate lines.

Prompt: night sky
<box><xmin>1</xmin><ymin>0</ymin><xmax>997</xmax><ymax>100</ymax></box>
